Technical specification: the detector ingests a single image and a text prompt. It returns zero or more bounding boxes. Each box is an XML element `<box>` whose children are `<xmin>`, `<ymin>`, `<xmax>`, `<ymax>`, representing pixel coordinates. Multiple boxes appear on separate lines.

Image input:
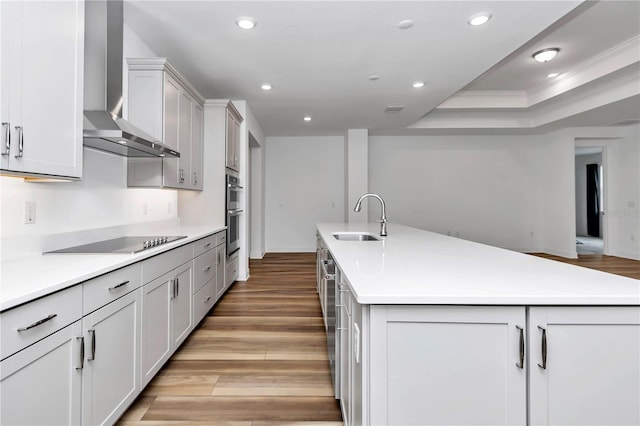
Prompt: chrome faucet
<box><xmin>354</xmin><ymin>193</ymin><xmax>387</xmax><ymax>237</ymax></box>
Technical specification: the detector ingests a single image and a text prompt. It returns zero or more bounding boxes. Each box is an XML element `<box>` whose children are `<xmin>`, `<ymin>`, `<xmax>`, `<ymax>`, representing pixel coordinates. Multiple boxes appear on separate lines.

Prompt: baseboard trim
<box><xmin>250</xmin><ymin>251</ymin><xmax>265</xmax><ymax>259</ymax></box>
<box><xmin>543</xmin><ymin>248</ymin><xmax>578</xmax><ymax>259</ymax></box>
<box><xmin>267</xmin><ymin>247</ymin><xmax>315</xmax><ymax>253</ymax></box>
<box><xmin>609</xmin><ymin>250</ymin><xmax>640</xmax><ymax>261</ymax></box>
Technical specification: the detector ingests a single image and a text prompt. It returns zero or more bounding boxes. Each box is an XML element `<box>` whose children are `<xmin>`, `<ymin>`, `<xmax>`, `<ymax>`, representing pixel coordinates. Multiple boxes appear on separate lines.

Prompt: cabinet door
<box><xmin>225</xmin><ymin>109</ymin><xmax>234</xmax><ymax>169</ymax></box>
<box><xmin>0</xmin><ymin>2</ymin><xmax>10</xmax><ymax>170</ymax></box>
<box><xmin>162</xmin><ymin>74</ymin><xmax>180</xmax><ymax>188</ymax></box>
<box><xmin>369</xmin><ymin>305</ymin><xmax>527</xmax><ymax>425</ymax></box>
<box><xmin>0</xmin><ymin>321</ymin><xmax>82</xmax><ymax>426</ymax></box>
<box><xmin>216</xmin><ymin>244</ymin><xmax>226</xmax><ymax>300</ymax></box>
<box><xmin>1</xmin><ymin>0</ymin><xmax>83</xmax><ymax>178</ymax></box>
<box><xmin>140</xmin><ymin>272</ymin><xmax>172</xmax><ymax>387</ymax></box>
<box><xmin>529</xmin><ymin>307</ymin><xmax>640</xmax><ymax>426</ymax></box>
<box><xmin>176</xmin><ymin>91</ymin><xmax>192</xmax><ymax>187</ymax></box>
<box><xmin>171</xmin><ymin>262</ymin><xmax>193</xmax><ymax>349</ymax></box>
<box><xmin>81</xmin><ymin>290</ymin><xmax>141</xmax><ymax>426</ymax></box>
<box><xmin>339</xmin><ymin>284</ymin><xmax>352</xmax><ymax>425</ymax></box>
<box><xmin>191</xmin><ymin>102</ymin><xmax>203</xmax><ymax>189</ymax></box>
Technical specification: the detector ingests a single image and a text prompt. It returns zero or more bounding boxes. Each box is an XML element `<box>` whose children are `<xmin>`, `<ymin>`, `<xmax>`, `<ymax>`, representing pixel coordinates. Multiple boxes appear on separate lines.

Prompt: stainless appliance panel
<box><xmin>226</xmin><ymin>174</ymin><xmax>242</xmax><ymax>256</ymax></box>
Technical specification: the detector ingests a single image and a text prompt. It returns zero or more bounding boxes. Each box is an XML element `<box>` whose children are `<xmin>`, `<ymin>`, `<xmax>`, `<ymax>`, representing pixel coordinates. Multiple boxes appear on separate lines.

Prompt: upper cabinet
<box><xmin>225</xmin><ymin>104</ymin><xmax>242</xmax><ymax>172</ymax></box>
<box><xmin>127</xmin><ymin>58</ymin><xmax>204</xmax><ymax>190</ymax></box>
<box><xmin>0</xmin><ymin>0</ymin><xmax>84</xmax><ymax>179</ymax></box>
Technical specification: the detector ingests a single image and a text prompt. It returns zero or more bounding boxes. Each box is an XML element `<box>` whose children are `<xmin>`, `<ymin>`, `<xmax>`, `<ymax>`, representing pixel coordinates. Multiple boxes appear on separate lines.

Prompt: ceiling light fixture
<box><xmin>533</xmin><ymin>48</ymin><xmax>559</xmax><ymax>63</ymax></box>
<box><xmin>303</xmin><ymin>116</ymin><xmax>312</xmax><ymax>122</ymax></box>
<box><xmin>468</xmin><ymin>13</ymin><xmax>491</xmax><ymax>26</ymax></box>
<box><xmin>236</xmin><ymin>17</ymin><xmax>257</xmax><ymax>30</ymax></box>
<box><xmin>412</xmin><ymin>81</ymin><xmax>425</xmax><ymax>88</ymax></box>
<box><xmin>261</xmin><ymin>83</ymin><xmax>272</xmax><ymax>90</ymax></box>
<box><xmin>369</xmin><ymin>75</ymin><xmax>379</xmax><ymax>81</ymax></box>
<box><xmin>547</xmin><ymin>72</ymin><xmax>559</xmax><ymax>78</ymax></box>
<box><xmin>398</xmin><ymin>19</ymin><xmax>414</xmax><ymax>30</ymax></box>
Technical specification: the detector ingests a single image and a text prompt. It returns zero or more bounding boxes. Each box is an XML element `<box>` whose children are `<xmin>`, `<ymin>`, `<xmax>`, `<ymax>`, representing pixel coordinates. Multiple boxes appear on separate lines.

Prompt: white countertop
<box><xmin>0</xmin><ymin>225</ymin><xmax>225</xmax><ymax>311</ymax></box>
<box><xmin>317</xmin><ymin>223</ymin><xmax>640</xmax><ymax>305</ymax></box>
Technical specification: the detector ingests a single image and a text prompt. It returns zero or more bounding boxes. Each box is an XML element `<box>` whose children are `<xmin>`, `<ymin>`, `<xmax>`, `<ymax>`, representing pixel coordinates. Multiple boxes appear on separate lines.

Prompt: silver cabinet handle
<box><xmin>108</xmin><ymin>280</ymin><xmax>129</xmax><ymax>291</ymax></box>
<box><xmin>203</xmin><ymin>266</ymin><xmax>211</xmax><ymax>272</ymax></box>
<box><xmin>14</xmin><ymin>126</ymin><xmax>23</xmax><ymax>158</ymax></box>
<box><xmin>170</xmin><ymin>278</ymin><xmax>177</xmax><ymax>299</ymax></box>
<box><xmin>88</xmin><ymin>329</ymin><xmax>96</xmax><ymax>361</ymax></box>
<box><xmin>175</xmin><ymin>277</ymin><xmax>179</xmax><ymax>297</ymax></box>
<box><xmin>204</xmin><ymin>296</ymin><xmax>211</xmax><ymax>303</ymax></box>
<box><xmin>217</xmin><ymin>252</ymin><xmax>221</xmax><ymax>264</ymax></box>
<box><xmin>537</xmin><ymin>326</ymin><xmax>547</xmax><ymax>369</ymax></box>
<box><xmin>515</xmin><ymin>325</ymin><xmax>524</xmax><ymax>369</ymax></box>
<box><xmin>76</xmin><ymin>336</ymin><xmax>85</xmax><ymax>370</ymax></box>
<box><xmin>1</xmin><ymin>122</ymin><xmax>9</xmax><ymax>155</ymax></box>
<box><xmin>17</xmin><ymin>313</ymin><xmax>57</xmax><ymax>331</ymax></box>
<box><xmin>204</xmin><ymin>243</ymin><xmax>212</xmax><ymax>248</ymax></box>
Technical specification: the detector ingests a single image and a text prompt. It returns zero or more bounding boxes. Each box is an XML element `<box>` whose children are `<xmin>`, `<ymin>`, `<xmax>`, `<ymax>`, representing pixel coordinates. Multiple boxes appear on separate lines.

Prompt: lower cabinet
<box><xmin>215</xmin><ymin>242</ymin><xmax>227</xmax><ymax>300</ymax></box>
<box><xmin>140</xmin><ymin>260</ymin><xmax>193</xmax><ymax>387</ymax></box>
<box><xmin>0</xmin><ymin>321</ymin><xmax>83</xmax><ymax>426</ymax></box>
<box><xmin>81</xmin><ymin>290</ymin><xmax>141</xmax><ymax>426</ymax></box>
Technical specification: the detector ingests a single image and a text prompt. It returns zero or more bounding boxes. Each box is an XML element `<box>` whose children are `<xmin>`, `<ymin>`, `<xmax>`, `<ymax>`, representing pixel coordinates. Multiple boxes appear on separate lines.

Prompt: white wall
<box><xmin>368</xmin><ymin>135</ymin><xmax>544</xmax><ymax>252</ymax></box>
<box><xmin>265</xmin><ymin>136</ymin><xmax>345</xmax><ymax>252</ymax></box>
<box><xmin>575</xmin><ymin>152</ymin><xmax>602</xmax><ymax>237</ymax></box>
<box><xmin>0</xmin><ymin>25</ymin><xmax>177</xmax><ymax>260</ymax></box>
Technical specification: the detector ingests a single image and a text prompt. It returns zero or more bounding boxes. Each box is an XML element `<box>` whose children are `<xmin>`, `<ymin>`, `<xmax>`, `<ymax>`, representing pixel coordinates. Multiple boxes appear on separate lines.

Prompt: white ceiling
<box><xmin>124</xmin><ymin>1</ymin><xmax>638</xmax><ymax>137</ymax></box>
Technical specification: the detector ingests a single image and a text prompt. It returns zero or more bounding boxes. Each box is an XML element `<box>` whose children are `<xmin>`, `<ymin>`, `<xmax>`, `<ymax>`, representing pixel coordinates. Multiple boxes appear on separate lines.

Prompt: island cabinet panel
<box><xmin>368</xmin><ymin>305</ymin><xmax>527</xmax><ymax>426</ymax></box>
<box><xmin>528</xmin><ymin>307</ymin><xmax>640</xmax><ymax>426</ymax></box>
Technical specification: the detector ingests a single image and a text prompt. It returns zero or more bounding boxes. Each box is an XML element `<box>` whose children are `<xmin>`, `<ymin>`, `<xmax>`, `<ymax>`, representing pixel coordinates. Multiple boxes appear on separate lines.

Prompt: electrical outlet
<box><xmin>24</xmin><ymin>202</ymin><xmax>36</xmax><ymax>224</ymax></box>
<box><xmin>167</xmin><ymin>202</ymin><xmax>171</xmax><ymax>214</ymax></box>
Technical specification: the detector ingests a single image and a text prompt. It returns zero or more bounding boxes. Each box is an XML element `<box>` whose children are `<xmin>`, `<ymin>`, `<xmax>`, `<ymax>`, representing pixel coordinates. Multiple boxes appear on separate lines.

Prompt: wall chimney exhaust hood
<box><xmin>82</xmin><ymin>0</ymin><xmax>179</xmax><ymax>158</ymax></box>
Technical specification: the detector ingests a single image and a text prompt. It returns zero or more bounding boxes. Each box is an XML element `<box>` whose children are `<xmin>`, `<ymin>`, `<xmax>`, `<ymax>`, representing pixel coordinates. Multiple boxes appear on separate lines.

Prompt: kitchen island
<box><xmin>316</xmin><ymin>223</ymin><xmax>640</xmax><ymax>426</ymax></box>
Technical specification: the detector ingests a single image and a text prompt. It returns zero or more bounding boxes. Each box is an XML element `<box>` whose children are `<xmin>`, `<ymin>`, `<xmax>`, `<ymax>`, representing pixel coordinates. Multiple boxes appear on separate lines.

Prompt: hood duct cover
<box><xmin>82</xmin><ymin>0</ymin><xmax>179</xmax><ymax>158</ymax></box>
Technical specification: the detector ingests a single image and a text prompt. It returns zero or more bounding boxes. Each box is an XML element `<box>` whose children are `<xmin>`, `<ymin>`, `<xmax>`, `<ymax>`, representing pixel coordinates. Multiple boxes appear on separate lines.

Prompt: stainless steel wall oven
<box><xmin>226</xmin><ymin>174</ymin><xmax>242</xmax><ymax>256</ymax></box>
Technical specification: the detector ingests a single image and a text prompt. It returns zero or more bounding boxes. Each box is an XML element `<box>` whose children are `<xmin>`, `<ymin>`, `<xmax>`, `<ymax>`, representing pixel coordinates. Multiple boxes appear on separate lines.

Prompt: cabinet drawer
<box><xmin>193</xmin><ymin>235</ymin><xmax>215</xmax><ymax>258</ymax></box>
<box><xmin>1</xmin><ymin>285</ymin><xmax>82</xmax><ymax>360</ymax></box>
<box><xmin>216</xmin><ymin>232</ymin><xmax>226</xmax><ymax>247</ymax></box>
<box><xmin>193</xmin><ymin>278</ymin><xmax>215</xmax><ymax>326</ymax></box>
<box><xmin>193</xmin><ymin>250</ymin><xmax>216</xmax><ymax>294</ymax></box>
<box><xmin>82</xmin><ymin>263</ymin><xmax>142</xmax><ymax>315</ymax></box>
<box><xmin>142</xmin><ymin>244</ymin><xmax>192</xmax><ymax>283</ymax></box>
<box><xmin>225</xmin><ymin>253</ymin><xmax>239</xmax><ymax>286</ymax></box>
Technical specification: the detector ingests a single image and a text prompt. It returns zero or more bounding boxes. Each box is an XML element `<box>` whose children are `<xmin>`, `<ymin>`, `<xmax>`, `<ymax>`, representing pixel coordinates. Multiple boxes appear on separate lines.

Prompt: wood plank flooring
<box><xmin>531</xmin><ymin>253</ymin><xmax>640</xmax><ymax>280</ymax></box>
<box><xmin>117</xmin><ymin>252</ymin><xmax>342</xmax><ymax>426</ymax></box>
<box><xmin>118</xmin><ymin>251</ymin><xmax>637</xmax><ymax>425</ymax></box>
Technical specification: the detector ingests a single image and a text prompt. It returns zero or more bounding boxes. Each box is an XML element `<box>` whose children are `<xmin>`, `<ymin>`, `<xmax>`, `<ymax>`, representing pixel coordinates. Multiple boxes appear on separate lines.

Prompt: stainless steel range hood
<box><xmin>83</xmin><ymin>0</ymin><xmax>179</xmax><ymax>158</ymax></box>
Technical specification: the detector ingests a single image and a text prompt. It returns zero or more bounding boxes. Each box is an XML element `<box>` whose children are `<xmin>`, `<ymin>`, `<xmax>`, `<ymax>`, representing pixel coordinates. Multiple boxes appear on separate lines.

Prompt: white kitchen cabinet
<box><xmin>225</xmin><ymin>105</ymin><xmax>242</xmax><ymax>171</ymax></box>
<box><xmin>81</xmin><ymin>290</ymin><xmax>141</xmax><ymax>426</ymax></box>
<box><xmin>0</xmin><ymin>0</ymin><xmax>84</xmax><ymax>179</ymax></box>
<box><xmin>368</xmin><ymin>305</ymin><xmax>527</xmax><ymax>425</ymax></box>
<box><xmin>225</xmin><ymin>249</ymin><xmax>240</xmax><ymax>289</ymax></box>
<box><xmin>140</xmin><ymin>259</ymin><xmax>193</xmax><ymax>387</ymax></box>
<box><xmin>528</xmin><ymin>306</ymin><xmax>640</xmax><ymax>425</ymax></box>
<box><xmin>216</xmin><ymin>238</ymin><xmax>227</xmax><ymax>300</ymax></box>
<box><xmin>338</xmin><ymin>275</ymin><xmax>352</xmax><ymax>426</ymax></box>
<box><xmin>0</xmin><ymin>321</ymin><xmax>83</xmax><ymax>426</ymax></box>
<box><xmin>127</xmin><ymin>58</ymin><xmax>204</xmax><ymax>190</ymax></box>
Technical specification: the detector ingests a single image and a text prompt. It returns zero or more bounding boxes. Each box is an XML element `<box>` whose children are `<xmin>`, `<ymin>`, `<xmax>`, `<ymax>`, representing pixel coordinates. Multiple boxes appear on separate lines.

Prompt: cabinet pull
<box><xmin>76</xmin><ymin>336</ymin><xmax>85</xmax><ymax>370</ymax></box>
<box><xmin>537</xmin><ymin>326</ymin><xmax>547</xmax><ymax>369</ymax></box>
<box><xmin>170</xmin><ymin>278</ymin><xmax>177</xmax><ymax>299</ymax></box>
<box><xmin>203</xmin><ymin>266</ymin><xmax>211</xmax><ymax>272</ymax></box>
<box><xmin>108</xmin><ymin>280</ymin><xmax>129</xmax><ymax>291</ymax></box>
<box><xmin>337</xmin><ymin>327</ymin><xmax>347</xmax><ymax>331</ymax></box>
<box><xmin>88</xmin><ymin>329</ymin><xmax>96</xmax><ymax>361</ymax></box>
<box><xmin>175</xmin><ymin>277</ymin><xmax>180</xmax><ymax>297</ymax></box>
<box><xmin>17</xmin><ymin>313</ymin><xmax>57</xmax><ymax>331</ymax></box>
<box><xmin>204</xmin><ymin>296</ymin><xmax>211</xmax><ymax>302</ymax></box>
<box><xmin>14</xmin><ymin>126</ymin><xmax>23</xmax><ymax>158</ymax></box>
<box><xmin>515</xmin><ymin>325</ymin><xmax>524</xmax><ymax>369</ymax></box>
<box><xmin>204</xmin><ymin>243</ymin><xmax>212</xmax><ymax>248</ymax></box>
<box><xmin>1</xmin><ymin>122</ymin><xmax>9</xmax><ymax>155</ymax></box>
<box><xmin>217</xmin><ymin>252</ymin><xmax>221</xmax><ymax>264</ymax></box>
<box><xmin>193</xmin><ymin>171</ymin><xmax>197</xmax><ymax>185</ymax></box>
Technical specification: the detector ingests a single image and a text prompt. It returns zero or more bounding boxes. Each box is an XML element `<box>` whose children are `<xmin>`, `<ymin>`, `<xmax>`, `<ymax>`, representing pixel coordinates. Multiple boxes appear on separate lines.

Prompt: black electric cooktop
<box><xmin>45</xmin><ymin>236</ymin><xmax>187</xmax><ymax>254</ymax></box>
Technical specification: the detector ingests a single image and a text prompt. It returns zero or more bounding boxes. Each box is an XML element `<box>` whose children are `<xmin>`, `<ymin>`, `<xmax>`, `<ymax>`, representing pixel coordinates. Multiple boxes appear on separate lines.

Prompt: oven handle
<box><xmin>227</xmin><ymin>209</ymin><xmax>243</xmax><ymax>215</ymax></box>
<box><xmin>227</xmin><ymin>183</ymin><xmax>244</xmax><ymax>189</ymax></box>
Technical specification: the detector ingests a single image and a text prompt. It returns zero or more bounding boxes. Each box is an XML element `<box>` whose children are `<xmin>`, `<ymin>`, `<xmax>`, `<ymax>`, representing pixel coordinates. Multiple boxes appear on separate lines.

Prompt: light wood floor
<box><xmin>118</xmin><ymin>251</ymin><xmax>638</xmax><ymax>425</ymax></box>
<box><xmin>117</xmin><ymin>252</ymin><xmax>343</xmax><ymax>426</ymax></box>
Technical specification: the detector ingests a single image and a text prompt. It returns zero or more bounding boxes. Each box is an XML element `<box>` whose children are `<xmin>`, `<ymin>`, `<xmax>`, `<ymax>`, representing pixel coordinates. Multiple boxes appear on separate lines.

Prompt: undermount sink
<box><xmin>333</xmin><ymin>232</ymin><xmax>381</xmax><ymax>241</ymax></box>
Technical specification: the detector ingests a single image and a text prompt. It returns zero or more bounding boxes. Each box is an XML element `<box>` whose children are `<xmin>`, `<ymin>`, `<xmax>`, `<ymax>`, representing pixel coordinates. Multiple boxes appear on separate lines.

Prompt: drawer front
<box><xmin>1</xmin><ymin>285</ymin><xmax>82</xmax><ymax>360</ymax></box>
<box><xmin>192</xmin><ymin>278</ymin><xmax>215</xmax><ymax>326</ymax></box>
<box><xmin>142</xmin><ymin>244</ymin><xmax>192</xmax><ymax>284</ymax></box>
<box><xmin>193</xmin><ymin>250</ymin><xmax>216</xmax><ymax>294</ymax></box>
<box><xmin>82</xmin><ymin>263</ymin><xmax>142</xmax><ymax>315</ymax></box>
<box><xmin>225</xmin><ymin>254</ymin><xmax>239</xmax><ymax>286</ymax></box>
<box><xmin>193</xmin><ymin>235</ymin><xmax>215</xmax><ymax>258</ymax></box>
<box><xmin>216</xmin><ymin>231</ymin><xmax>226</xmax><ymax>248</ymax></box>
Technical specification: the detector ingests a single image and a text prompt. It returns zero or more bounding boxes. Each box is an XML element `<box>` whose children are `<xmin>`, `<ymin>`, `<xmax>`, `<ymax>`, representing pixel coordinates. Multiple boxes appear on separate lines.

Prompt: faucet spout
<box><xmin>353</xmin><ymin>193</ymin><xmax>387</xmax><ymax>236</ymax></box>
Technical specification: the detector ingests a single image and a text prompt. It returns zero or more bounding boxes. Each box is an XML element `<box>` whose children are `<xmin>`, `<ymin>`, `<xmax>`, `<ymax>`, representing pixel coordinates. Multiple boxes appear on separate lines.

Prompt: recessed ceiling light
<box><xmin>533</xmin><ymin>48</ymin><xmax>560</xmax><ymax>63</ymax></box>
<box><xmin>236</xmin><ymin>17</ymin><xmax>257</xmax><ymax>30</ymax></box>
<box><xmin>547</xmin><ymin>72</ymin><xmax>559</xmax><ymax>78</ymax></box>
<box><xmin>398</xmin><ymin>19</ymin><xmax>414</xmax><ymax>29</ymax></box>
<box><xmin>468</xmin><ymin>13</ymin><xmax>492</xmax><ymax>26</ymax></box>
<box><xmin>369</xmin><ymin>75</ymin><xmax>379</xmax><ymax>81</ymax></box>
<box><xmin>412</xmin><ymin>81</ymin><xmax>425</xmax><ymax>88</ymax></box>
<box><xmin>261</xmin><ymin>83</ymin><xmax>272</xmax><ymax>90</ymax></box>
<box><xmin>303</xmin><ymin>116</ymin><xmax>311</xmax><ymax>122</ymax></box>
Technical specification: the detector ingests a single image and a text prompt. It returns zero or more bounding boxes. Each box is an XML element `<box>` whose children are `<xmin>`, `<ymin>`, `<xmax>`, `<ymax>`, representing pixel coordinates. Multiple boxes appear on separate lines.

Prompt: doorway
<box><xmin>575</xmin><ymin>147</ymin><xmax>605</xmax><ymax>255</ymax></box>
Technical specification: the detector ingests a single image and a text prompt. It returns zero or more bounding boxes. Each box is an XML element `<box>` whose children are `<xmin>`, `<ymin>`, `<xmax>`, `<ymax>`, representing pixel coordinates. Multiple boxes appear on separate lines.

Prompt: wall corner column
<box><xmin>345</xmin><ymin>129</ymin><xmax>369</xmax><ymax>223</ymax></box>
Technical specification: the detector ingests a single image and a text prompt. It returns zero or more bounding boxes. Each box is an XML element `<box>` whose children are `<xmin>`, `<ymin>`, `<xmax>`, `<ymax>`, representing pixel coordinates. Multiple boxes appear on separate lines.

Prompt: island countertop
<box><xmin>316</xmin><ymin>223</ymin><xmax>640</xmax><ymax>305</ymax></box>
